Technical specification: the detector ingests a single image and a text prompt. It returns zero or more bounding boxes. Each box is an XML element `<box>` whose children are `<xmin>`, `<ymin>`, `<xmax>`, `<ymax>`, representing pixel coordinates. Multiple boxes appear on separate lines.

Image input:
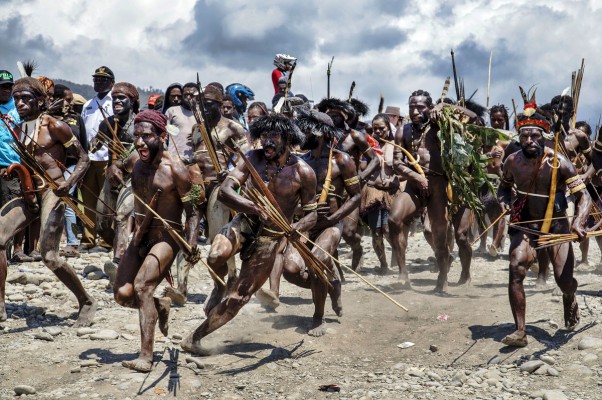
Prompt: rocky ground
<box><xmin>1</xmin><ymin>231</ymin><xmax>602</xmax><ymax>400</ymax></box>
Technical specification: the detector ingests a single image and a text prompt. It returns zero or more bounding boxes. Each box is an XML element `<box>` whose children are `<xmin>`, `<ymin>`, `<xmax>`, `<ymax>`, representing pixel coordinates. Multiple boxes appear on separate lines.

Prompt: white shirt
<box><xmin>82</xmin><ymin>93</ymin><xmax>113</xmax><ymax>162</ymax></box>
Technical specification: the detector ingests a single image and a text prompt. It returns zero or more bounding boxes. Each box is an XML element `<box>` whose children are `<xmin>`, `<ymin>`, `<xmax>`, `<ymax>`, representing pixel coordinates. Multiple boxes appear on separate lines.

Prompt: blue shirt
<box><xmin>0</xmin><ymin>98</ymin><xmax>21</xmax><ymax>167</ymax></box>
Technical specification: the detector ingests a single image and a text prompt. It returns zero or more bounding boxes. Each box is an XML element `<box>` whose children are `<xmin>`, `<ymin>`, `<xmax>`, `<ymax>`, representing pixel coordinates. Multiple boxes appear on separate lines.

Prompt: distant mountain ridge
<box><xmin>54</xmin><ymin>79</ymin><xmax>164</xmax><ymax>107</ymax></box>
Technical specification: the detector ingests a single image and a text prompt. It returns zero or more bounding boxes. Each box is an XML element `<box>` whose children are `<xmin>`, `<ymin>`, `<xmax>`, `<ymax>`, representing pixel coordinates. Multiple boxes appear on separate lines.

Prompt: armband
<box><xmin>582</xmin><ymin>147</ymin><xmax>592</xmax><ymax>154</ymax></box>
<box><xmin>63</xmin><ymin>136</ymin><xmax>77</xmax><ymax>148</ymax></box>
<box><xmin>594</xmin><ymin>141</ymin><xmax>602</xmax><ymax>152</ymax></box>
<box><xmin>225</xmin><ymin>175</ymin><xmax>242</xmax><ymax>188</ymax></box>
<box><xmin>566</xmin><ymin>176</ymin><xmax>586</xmax><ymax>194</ymax></box>
<box><xmin>344</xmin><ymin>176</ymin><xmax>361</xmax><ymax>187</ymax></box>
<box><xmin>302</xmin><ymin>202</ymin><xmax>318</xmax><ymax>211</ymax></box>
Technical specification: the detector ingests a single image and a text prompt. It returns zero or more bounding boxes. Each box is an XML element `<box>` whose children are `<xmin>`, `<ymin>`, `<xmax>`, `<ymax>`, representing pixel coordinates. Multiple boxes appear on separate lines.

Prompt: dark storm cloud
<box><xmin>319</xmin><ymin>25</ymin><xmax>406</xmax><ymax>55</ymax></box>
<box><xmin>182</xmin><ymin>1</ymin><xmax>316</xmax><ymax>71</ymax></box>
<box><xmin>421</xmin><ymin>38</ymin><xmax>528</xmax><ymax>102</ymax></box>
<box><xmin>0</xmin><ymin>16</ymin><xmax>57</xmax><ymax>74</ymax></box>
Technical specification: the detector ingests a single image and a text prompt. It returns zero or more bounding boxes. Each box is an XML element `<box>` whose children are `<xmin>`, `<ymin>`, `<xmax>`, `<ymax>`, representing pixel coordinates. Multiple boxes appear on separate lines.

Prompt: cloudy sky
<box><xmin>2</xmin><ymin>0</ymin><xmax>601</xmax><ymax>125</ymax></box>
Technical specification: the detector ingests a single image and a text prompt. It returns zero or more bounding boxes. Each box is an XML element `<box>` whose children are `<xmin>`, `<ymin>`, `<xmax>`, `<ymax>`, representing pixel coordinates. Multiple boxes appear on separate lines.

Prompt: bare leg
<box><xmin>181</xmin><ymin>237</ymin><xmax>284</xmax><ymax>355</ymax></box>
<box><xmin>428</xmin><ymin>180</ymin><xmax>452</xmax><ymax>292</ymax></box>
<box><xmin>116</xmin><ymin>240</ymin><xmax>177</xmax><ymax>372</ymax></box>
<box><xmin>372</xmin><ymin>227</ymin><xmax>388</xmax><ymax>274</ymax></box>
<box><xmin>503</xmin><ymin>233</ymin><xmax>536</xmax><ymax>347</ymax></box>
<box><xmin>388</xmin><ymin>192</ymin><xmax>420</xmax><ymax>286</ymax></box>
<box><xmin>203</xmin><ymin>231</ymin><xmax>238</xmax><ymax>315</ymax></box>
<box><xmin>342</xmin><ymin>209</ymin><xmax>363</xmax><ymax>271</ymax></box>
<box><xmin>454</xmin><ymin>207</ymin><xmax>473</xmax><ymax>285</ymax></box>
<box><xmin>39</xmin><ymin>196</ymin><xmax>96</xmax><ymax>327</ymax></box>
<box><xmin>577</xmin><ymin>238</ymin><xmax>590</xmax><ymax>270</ymax></box>
<box><xmin>547</xmin><ymin>239</ymin><xmax>579</xmax><ymax>330</ymax></box>
<box><xmin>0</xmin><ymin>199</ymin><xmax>40</xmax><ymax>321</ymax></box>
<box><xmin>535</xmin><ymin>250</ymin><xmax>550</xmax><ymax>287</ymax></box>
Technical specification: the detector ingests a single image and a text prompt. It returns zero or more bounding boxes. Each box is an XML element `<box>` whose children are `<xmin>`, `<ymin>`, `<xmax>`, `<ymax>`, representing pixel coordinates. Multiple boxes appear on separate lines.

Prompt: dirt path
<box><xmin>1</xmin><ymin>232</ymin><xmax>601</xmax><ymax>399</ymax></box>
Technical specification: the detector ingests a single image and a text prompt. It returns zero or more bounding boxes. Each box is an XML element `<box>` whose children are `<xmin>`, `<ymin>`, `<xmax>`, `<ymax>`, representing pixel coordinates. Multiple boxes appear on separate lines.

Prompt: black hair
<box><xmin>222</xmin><ymin>94</ymin><xmax>234</xmax><ymax>103</ymax></box>
<box><xmin>575</xmin><ymin>121</ymin><xmax>592</xmax><ymax>136</ymax></box>
<box><xmin>409</xmin><ymin>90</ymin><xmax>433</xmax><ymax>107</ymax></box>
<box><xmin>349</xmin><ymin>98</ymin><xmax>370</xmax><ymax>117</ymax></box>
<box><xmin>295</xmin><ymin>110</ymin><xmax>342</xmax><ymax>141</ymax></box>
<box><xmin>490</xmin><ymin>104</ymin><xmax>510</xmax><ymax>129</ymax></box>
<box><xmin>550</xmin><ymin>95</ymin><xmax>574</xmax><ymax>111</ymax></box>
<box><xmin>316</xmin><ymin>97</ymin><xmax>355</xmax><ymax>118</ymax></box>
<box><xmin>54</xmin><ymin>84</ymin><xmax>70</xmax><ymax>99</ymax></box>
<box><xmin>249</xmin><ymin>113</ymin><xmax>305</xmax><ymax>146</ymax></box>
<box><xmin>248</xmin><ymin>101</ymin><xmax>269</xmax><ymax>115</ymax></box>
<box><xmin>464</xmin><ymin>99</ymin><xmax>487</xmax><ymax>120</ymax></box>
<box><xmin>183</xmin><ymin>82</ymin><xmax>197</xmax><ymax>91</ymax></box>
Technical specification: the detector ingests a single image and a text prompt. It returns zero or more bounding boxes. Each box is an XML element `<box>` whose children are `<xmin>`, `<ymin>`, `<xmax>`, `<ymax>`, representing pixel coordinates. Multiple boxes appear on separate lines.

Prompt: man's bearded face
<box><xmin>552</xmin><ymin>97</ymin><xmax>573</xmax><ymax>126</ymax></box>
<box><xmin>93</xmin><ymin>76</ymin><xmax>113</xmax><ymax>94</ymax></box>
<box><xmin>326</xmin><ymin>110</ymin><xmax>346</xmax><ymax>130</ymax></box>
<box><xmin>409</xmin><ymin>96</ymin><xmax>430</xmax><ymax>126</ymax></box>
<box><xmin>202</xmin><ymin>99</ymin><xmax>222</xmax><ymax>123</ymax></box>
<box><xmin>260</xmin><ymin>131</ymin><xmax>286</xmax><ymax>161</ymax></box>
<box><xmin>13</xmin><ymin>91</ymin><xmax>43</xmax><ymax>120</ymax></box>
<box><xmin>112</xmin><ymin>94</ymin><xmax>132</xmax><ymax>116</ymax></box>
<box><xmin>134</xmin><ymin>122</ymin><xmax>164</xmax><ymax>163</ymax></box>
<box><xmin>519</xmin><ymin>127</ymin><xmax>545</xmax><ymax>158</ymax></box>
<box><xmin>182</xmin><ymin>87</ymin><xmax>197</xmax><ymax>110</ymax></box>
<box><xmin>300</xmin><ymin>131</ymin><xmax>320</xmax><ymax>150</ymax></box>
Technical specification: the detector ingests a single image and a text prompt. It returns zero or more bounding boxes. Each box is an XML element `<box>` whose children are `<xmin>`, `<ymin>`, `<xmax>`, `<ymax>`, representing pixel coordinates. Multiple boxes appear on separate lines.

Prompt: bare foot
<box><xmin>157</xmin><ymin>297</ymin><xmax>171</xmax><ymax>337</ymax></box>
<box><xmin>501</xmin><ymin>330</ymin><xmax>528</xmax><ymax>347</ymax></box>
<box><xmin>535</xmin><ymin>276</ymin><xmax>548</xmax><ymax>289</ymax></box>
<box><xmin>122</xmin><ymin>357</ymin><xmax>153</xmax><ymax>373</ymax></box>
<box><xmin>457</xmin><ymin>274</ymin><xmax>471</xmax><ymax>286</ymax></box>
<box><xmin>74</xmin><ymin>299</ymin><xmax>97</xmax><ymax>327</ymax></box>
<box><xmin>256</xmin><ymin>288</ymin><xmax>280</xmax><ymax>310</ymax></box>
<box><xmin>203</xmin><ymin>287</ymin><xmax>224</xmax><ymax>317</ymax></box>
<box><xmin>434</xmin><ymin>275</ymin><xmax>448</xmax><ymax>293</ymax></box>
<box><xmin>308</xmin><ymin>318</ymin><xmax>327</xmax><ymax>337</ymax></box>
<box><xmin>487</xmin><ymin>244</ymin><xmax>498</xmax><ymax>258</ymax></box>
<box><xmin>351</xmin><ymin>249</ymin><xmax>363</xmax><ymax>272</ymax></box>
<box><xmin>180</xmin><ymin>334</ymin><xmax>212</xmax><ymax>356</ymax></box>
<box><xmin>378</xmin><ymin>265</ymin><xmax>389</xmax><ymax>276</ymax></box>
<box><xmin>563</xmin><ymin>294</ymin><xmax>580</xmax><ymax>330</ymax></box>
<box><xmin>163</xmin><ymin>287</ymin><xmax>187</xmax><ymax>306</ymax></box>
<box><xmin>575</xmin><ymin>262</ymin><xmax>591</xmax><ymax>271</ymax></box>
<box><xmin>392</xmin><ymin>274</ymin><xmax>412</xmax><ymax>290</ymax></box>
<box><xmin>328</xmin><ymin>280</ymin><xmax>343</xmax><ymax>317</ymax></box>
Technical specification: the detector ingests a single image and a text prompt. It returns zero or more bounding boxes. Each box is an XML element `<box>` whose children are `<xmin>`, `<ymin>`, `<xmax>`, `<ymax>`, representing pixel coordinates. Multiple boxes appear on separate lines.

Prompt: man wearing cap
<box><xmin>0</xmin><ymin>77</ymin><xmax>96</xmax><ymax>325</ymax></box>
<box><xmin>95</xmin><ymin>82</ymin><xmax>139</xmax><ymax>283</ymax></box>
<box><xmin>0</xmin><ymin>70</ymin><xmax>21</xmax><ymax>208</ymax></box>
<box><xmin>80</xmin><ymin>66</ymin><xmax>115</xmax><ymax>252</ymax></box>
<box><xmin>163</xmin><ymin>85</ymin><xmax>249</xmax><ymax>305</ymax></box>
<box><xmin>165</xmin><ymin>82</ymin><xmax>199</xmax><ymax>163</ymax></box>
<box><xmin>0</xmin><ymin>70</ymin><xmax>28</xmax><ymax>260</ymax></box>
<box><xmin>113</xmin><ymin>109</ymin><xmax>199</xmax><ymax>372</ymax></box>
<box><xmin>497</xmin><ymin>105</ymin><xmax>589</xmax><ymax>347</ymax></box>
<box><xmin>385</xmin><ymin>106</ymin><xmax>402</xmax><ymax>133</ymax></box>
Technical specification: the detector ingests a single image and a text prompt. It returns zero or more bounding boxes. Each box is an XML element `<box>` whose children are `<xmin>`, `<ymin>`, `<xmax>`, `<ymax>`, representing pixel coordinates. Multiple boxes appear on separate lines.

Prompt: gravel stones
<box><xmin>577</xmin><ymin>336</ymin><xmax>602</xmax><ymax>350</ymax></box>
<box><xmin>89</xmin><ymin>329</ymin><xmax>119</xmax><ymax>340</ymax></box>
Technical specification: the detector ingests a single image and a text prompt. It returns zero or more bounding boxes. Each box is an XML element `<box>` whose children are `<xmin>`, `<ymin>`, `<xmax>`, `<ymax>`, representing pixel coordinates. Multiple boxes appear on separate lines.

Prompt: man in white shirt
<box><xmin>80</xmin><ymin>66</ymin><xmax>114</xmax><ymax>252</ymax></box>
<box><xmin>165</xmin><ymin>82</ymin><xmax>198</xmax><ymax>163</ymax></box>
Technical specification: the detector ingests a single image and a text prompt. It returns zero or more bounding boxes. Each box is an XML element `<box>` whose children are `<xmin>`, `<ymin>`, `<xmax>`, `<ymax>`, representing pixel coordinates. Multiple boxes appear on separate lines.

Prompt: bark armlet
<box><xmin>63</xmin><ymin>136</ymin><xmax>77</xmax><ymax>148</ymax></box>
<box><xmin>594</xmin><ymin>140</ymin><xmax>602</xmax><ymax>152</ymax></box>
<box><xmin>302</xmin><ymin>202</ymin><xmax>318</xmax><ymax>212</ymax></box>
<box><xmin>344</xmin><ymin>175</ymin><xmax>361</xmax><ymax>188</ymax></box>
<box><xmin>566</xmin><ymin>175</ymin><xmax>586</xmax><ymax>194</ymax></box>
<box><xmin>225</xmin><ymin>175</ymin><xmax>242</xmax><ymax>189</ymax></box>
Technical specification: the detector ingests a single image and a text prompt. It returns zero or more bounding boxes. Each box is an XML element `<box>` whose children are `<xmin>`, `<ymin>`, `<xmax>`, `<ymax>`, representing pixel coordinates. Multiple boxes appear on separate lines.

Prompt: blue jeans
<box><xmin>63</xmin><ymin>165</ymin><xmax>78</xmax><ymax>245</ymax></box>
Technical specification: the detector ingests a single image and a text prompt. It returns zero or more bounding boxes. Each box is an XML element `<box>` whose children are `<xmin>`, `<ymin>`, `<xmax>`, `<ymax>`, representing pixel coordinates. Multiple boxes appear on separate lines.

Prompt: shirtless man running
<box><xmin>498</xmin><ymin>106</ymin><xmax>589</xmax><ymax>347</ymax></box>
<box><xmin>181</xmin><ymin>113</ymin><xmax>317</xmax><ymax>354</ymax></box>
<box><xmin>0</xmin><ymin>77</ymin><xmax>96</xmax><ymax>325</ymax></box>
<box><xmin>113</xmin><ymin>110</ymin><xmax>199</xmax><ymax>372</ymax></box>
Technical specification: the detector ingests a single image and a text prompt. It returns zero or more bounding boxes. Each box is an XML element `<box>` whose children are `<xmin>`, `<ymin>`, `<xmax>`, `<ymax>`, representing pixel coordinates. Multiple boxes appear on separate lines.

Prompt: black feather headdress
<box><xmin>249</xmin><ymin>113</ymin><xmax>305</xmax><ymax>146</ymax></box>
<box><xmin>295</xmin><ymin>110</ymin><xmax>342</xmax><ymax>141</ymax></box>
<box><xmin>349</xmin><ymin>98</ymin><xmax>370</xmax><ymax>117</ymax></box>
<box><xmin>464</xmin><ymin>99</ymin><xmax>487</xmax><ymax>120</ymax></box>
<box><xmin>316</xmin><ymin>97</ymin><xmax>355</xmax><ymax>120</ymax></box>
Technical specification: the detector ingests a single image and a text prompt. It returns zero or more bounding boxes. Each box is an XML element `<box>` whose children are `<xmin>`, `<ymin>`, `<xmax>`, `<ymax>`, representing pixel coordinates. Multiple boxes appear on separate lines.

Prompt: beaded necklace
<box><xmin>263</xmin><ymin>153</ymin><xmax>291</xmax><ymax>184</ymax></box>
